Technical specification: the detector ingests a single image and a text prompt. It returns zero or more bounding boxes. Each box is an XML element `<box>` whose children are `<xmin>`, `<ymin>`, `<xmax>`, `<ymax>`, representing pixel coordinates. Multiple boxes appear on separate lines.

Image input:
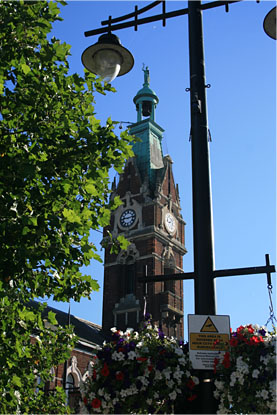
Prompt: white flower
<box><xmin>227</xmin><ymin>393</ymin><xmax>233</xmax><ymax>403</ymax></box>
<box><xmin>252</xmin><ymin>369</ymin><xmax>259</xmax><ymax>378</ymax></box>
<box><xmin>260</xmin><ymin>389</ymin><xmax>269</xmax><ymax>400</ymax></box>
<box><xmin>155</xmin><ymin>370</ymin><xmax>162</xmax><ymax>380</ymax></box>
<box><xmin>169</xmin><ymin>390</ymin><xmax>177</xmax><ymax>401</ymax></box>
<box><xmin>104</xmin><ymin>392</ymin><xmax>111</xmax><ymax>401</ymax></box>
<box><xmin>236</xmin><ymin>356</ymin><xmax>249</xmax><ymax>374</ymax></box>
<box><xmin>112</xmin><ymin>351</ymin><xmax>125</xmax><ymax>361</ymax></box>
<box><xmin>14</xmin><ymin>391</ymin><xmax>21</xmax><ymax>402</ymax></box>
<box><xmin>120</xmin><ymin>389</ymin><xmax>128</xmax><ymax>398</ymax></box>
<box><xmin>214</xmin><ymin>380</ymin><xmax>224</xmax><ymax>391</ymax></box>
<box><xmin>174</xmin><ymin>347</ymin><xmax>184</xmax><ymax>356</ymax></box>
<box><xmin>256</xmin><ymin>389</ymin><xmax>269</xmax><ymax>400</ymax></box>
<box><xmin>162</xmin><ymin>367</ymin><xmax>171</xmax><ymax>380</ymax></box>
<box><xmin>217</xmin><ymin>402</ymin><xmax>231</xmax><ymax>414</ymax></box>
<box><xmin>214</xmin><ymin>390</ymin><xmax>220</xmax><ymax>399</ymax></box>
<box><xmin>137</xmin><ymin>375</ymin><xmax>149</xmax><ymax>387</ymax></box>
<box><xmin>166</xmin><ymin>380</ymin><xmax>174</xmax><ymax>389</ymax></box>
<box><xmin>110</xmin><ymin>327</ymin><xmax>117</xmax><ymax>333</ymax></box>
<box><xmin>178</xmin><ymin>357</ymin><xmax>186</xmax><ymax>366</ymax></box>
<box><xmin>127</xmin><ymin>351</ymin><xmax>136</xmax><ymax>360</ymax></box>
<box><xmin>260</xmin><ymin>354</ymin><xmax>271</xmax><ymax>365</ymax></box>
<box><xmin>173</xmin><ymin>366</ymin><xmax>183</xmax><ymax>381</ymax></box>
<box><xmin>192</xmin><ymin>376</ymin><xmax>199</xmax><ymax>385</ymax></box>
<box><xmin>146</xmin><ymin>398</ymin><xmax>153</xmax><ymax>405</ymax></box>
<box><xmin>53</xmin><ymin>271</ymin><xmax>60</xmax><ymax>279</ymax></box>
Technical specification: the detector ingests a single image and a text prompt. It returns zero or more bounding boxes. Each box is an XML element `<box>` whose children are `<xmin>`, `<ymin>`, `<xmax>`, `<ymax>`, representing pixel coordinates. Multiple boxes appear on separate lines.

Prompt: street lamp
<box><xmin>81</xmin><ymin>33</ymin><xmax>134</xmax><ymax>82</ymax></box>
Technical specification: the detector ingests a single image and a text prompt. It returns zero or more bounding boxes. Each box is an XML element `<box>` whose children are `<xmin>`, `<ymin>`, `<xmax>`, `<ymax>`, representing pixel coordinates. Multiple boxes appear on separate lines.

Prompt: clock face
<box><xmin>120</xmin><ymin>209</ymin><xmax>136</xmax><ymax>228</ymax></box>
<box><xmin>165</xmin><ymin>213</ymin><xmax>176</xmax><ymax>234</ymax></box>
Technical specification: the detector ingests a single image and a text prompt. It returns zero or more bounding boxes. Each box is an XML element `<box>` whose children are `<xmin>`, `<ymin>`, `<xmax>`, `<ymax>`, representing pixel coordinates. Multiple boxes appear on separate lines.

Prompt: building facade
<box><xmin>102</xmin><ymin>67</ymin><xmax>187</xmax><ymax>339</ymax></box>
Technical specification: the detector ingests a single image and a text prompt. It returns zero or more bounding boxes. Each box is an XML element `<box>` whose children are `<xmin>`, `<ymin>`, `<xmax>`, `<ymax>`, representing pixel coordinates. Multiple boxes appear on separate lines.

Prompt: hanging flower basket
<box><xmin>80</xmin><ymin>320</ymin><xmax>199</xmax><ymax>414</ymax></box>
<box><xmin>214</xmin><ymin>324</ymin><xmax>276</xmax><ymax>414</ymax></box>
<box><xmin>81</xmin><ymin>322</ymin><xmax>276</xmax><ymax>414</ymax></box>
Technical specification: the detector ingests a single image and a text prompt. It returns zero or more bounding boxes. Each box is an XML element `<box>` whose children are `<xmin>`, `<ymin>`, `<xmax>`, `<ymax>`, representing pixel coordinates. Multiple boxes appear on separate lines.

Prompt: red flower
<box><xmin>83</xmin><ymin>397</ymin><xmax>88</xmax><ymax>406</ymax></box>
<box><xmin>230</xmin><ymin>337</ymin><xmax>239</xmax><ymax>347</ymax></box>
<box><xmin>222</xmin><ymin>352</ymin><xmax>231</xmax><ymax>369</ymax></box>
<box><xmin>116</xmin><ymin>371</ymin><xmax>124</xmax><ymax>381</ymax></box>
<box><xmin>249</xmin><ymin>335</ymin><xmax>264</xmax><ymax>345</ymax></box>
<box><xmin>101</xmin><ymin>363</ymin><xmax>110</xmax><ymax>377</ymax></box>
<box><xmin>187</xmin><ymin>394</ymin><xmax>197</xmax><ymax>402</ymax></box>
<box><xmin>148</xmin><ymin>365</ymin><xmax>153</xmax><ymax>372</ymax></box>
<box><xmin>91</xmin><ymin>398</ymin><xmax>101</xmax><ymax>409</ymax></box>
<box><xmin>187</xmin><ymin>379</ymin><xmax>195</xmax><ymax>390</ymax></box>
<box><xmin>247</xmin><ymin>324</ymin><xmax>254</xmax><ymax>334</ymax></box>
<box><xmin>93</xmin><ymin>369</ymin><xmax>97</xmax><ymax>380</ymax></box>
<box><xmin>213</xmin><ymin>357</ymin><xmax>219</xmax><ymax>374</ymax></box>
<box><xmin>118</xmin><ymin>347</ymin><xmax>124</xmax><ymax>353</ymax></box>
<box><xmin>137</xmin><ymin>357</ymin><xmax>147</xmax><ymax>362</ymax></box>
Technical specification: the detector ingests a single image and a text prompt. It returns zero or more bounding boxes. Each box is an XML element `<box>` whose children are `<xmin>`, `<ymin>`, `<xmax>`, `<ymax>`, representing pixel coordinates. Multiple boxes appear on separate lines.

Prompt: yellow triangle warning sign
<box><xmin>200</xmin><ymin>317</ymin><xmax>218</xmax><ymax>333</ymax></box>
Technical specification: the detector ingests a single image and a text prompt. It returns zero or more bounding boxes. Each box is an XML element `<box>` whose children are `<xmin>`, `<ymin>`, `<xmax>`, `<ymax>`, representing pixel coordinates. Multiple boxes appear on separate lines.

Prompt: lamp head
<box><xmin>263</xmin><ymin>6</ymin><xmax>276</xmax><ymax>40</ymax></box>
<box><xmin>81</xmin><ymin>33</ymin><xmax>134</xmax><ymax>82</ymax></box>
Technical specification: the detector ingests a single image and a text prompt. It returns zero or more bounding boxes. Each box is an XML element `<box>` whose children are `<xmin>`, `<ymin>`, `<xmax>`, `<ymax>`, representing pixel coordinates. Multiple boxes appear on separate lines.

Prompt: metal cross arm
<box><xmin>138</xmin><ymin>254</ymin><xmax>275</xmax><ymax>284</ymax></box>
<box><xmin>84</xmin><ymin>0</ymin><xmax>246</xmax><ymax>38</ymax></box>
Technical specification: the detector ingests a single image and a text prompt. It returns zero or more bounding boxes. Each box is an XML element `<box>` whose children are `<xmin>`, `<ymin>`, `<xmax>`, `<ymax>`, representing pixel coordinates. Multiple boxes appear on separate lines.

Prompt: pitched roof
<box><xmin>30</xmin><ymin>301</ymin><xmax>105</xmax><ymax>353</ymax></box>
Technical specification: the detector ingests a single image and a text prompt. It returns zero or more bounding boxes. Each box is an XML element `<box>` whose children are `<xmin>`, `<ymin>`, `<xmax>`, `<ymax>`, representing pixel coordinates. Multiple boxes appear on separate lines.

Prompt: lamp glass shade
<box><xmin>81</xmin><ymin>33</ymin><xmax>134</xmax><ymax>81</ymax></box>
<box><xmin>93</xmin><ymin>49</ymin><xmax>122</xmax><ymax>82</ymax></box>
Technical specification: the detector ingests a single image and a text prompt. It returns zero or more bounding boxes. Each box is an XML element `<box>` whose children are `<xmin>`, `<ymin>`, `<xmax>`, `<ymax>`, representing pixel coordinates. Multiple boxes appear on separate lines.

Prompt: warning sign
<box><xmin>188</xmin><ymin>314</ymin><xmax>230</xmax><ymax>370</ymax></box>
<box><xmin>200</xmin><ymin>317</ymin><xmax>218</xmax><ymax>332</ymax></box>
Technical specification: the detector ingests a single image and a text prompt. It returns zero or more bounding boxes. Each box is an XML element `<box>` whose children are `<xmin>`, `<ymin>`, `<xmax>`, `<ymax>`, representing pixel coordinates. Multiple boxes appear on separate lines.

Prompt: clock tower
<box><xmin>102</xmin><ymin>67</ymin><xmax>187</xmax><ymax>339</ymax></box>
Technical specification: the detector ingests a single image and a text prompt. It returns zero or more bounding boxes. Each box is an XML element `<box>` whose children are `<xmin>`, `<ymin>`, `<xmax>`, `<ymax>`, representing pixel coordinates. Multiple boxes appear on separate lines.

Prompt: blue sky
<box><xmin>48</xmin><ymin>1</ymin><xmax>276</xmax><ymax>340</ymax></box>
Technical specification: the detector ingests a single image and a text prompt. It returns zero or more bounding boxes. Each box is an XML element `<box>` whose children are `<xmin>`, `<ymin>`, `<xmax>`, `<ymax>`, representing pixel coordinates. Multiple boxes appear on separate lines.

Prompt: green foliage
<box><xmin>0</xmin><ymin>0</ymin><xmax>134</xmax><ymax>412</ymax></box>
<box><xmin>0</xmin><ymin>298</ymin><xmax>76</xmax><ymax>413</ymax></box>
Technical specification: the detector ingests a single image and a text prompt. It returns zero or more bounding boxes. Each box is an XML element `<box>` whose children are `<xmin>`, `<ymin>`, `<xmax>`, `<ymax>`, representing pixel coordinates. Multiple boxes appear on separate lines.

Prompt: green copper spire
<box><xmin>129</xmin><ymin>67</ymin><xmax>164</xmax><ymax>192</ymax></box>
<box><xmin>133</xmin><ymin>65</ymin><xmax>159</xmax><ymax>122</ymax></box>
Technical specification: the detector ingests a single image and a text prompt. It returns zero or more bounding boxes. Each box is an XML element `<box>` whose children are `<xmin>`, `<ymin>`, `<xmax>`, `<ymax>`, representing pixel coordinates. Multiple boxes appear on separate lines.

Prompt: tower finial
<box><xmin>142</xmin><ymin>64</ymin><xmax>150</xmax><ymax>86</ymax></box>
